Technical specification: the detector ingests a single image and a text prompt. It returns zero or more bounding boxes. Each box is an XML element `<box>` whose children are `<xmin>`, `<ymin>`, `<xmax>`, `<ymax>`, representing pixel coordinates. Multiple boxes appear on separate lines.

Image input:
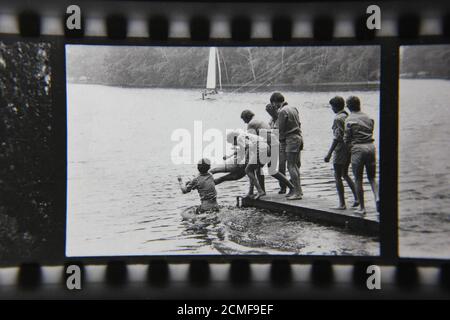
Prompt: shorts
<box><xmin>280</xmin><ymin>140</ymin><xmax>301</xmax><ymax>168</ymax></box>
<box><xmin>284</xmin><ymin>134</ymin><xmax>303</xmax><ymax>153</ymax></box>
<box><xmin>333</xmin><ymin>143</ymin><xmax>350</xmax><ymax>165</ymax></box>
<box><xmin>351</xmin><ymin>143</ymin><xmax>376</xmax><ymax>172</ymax></box>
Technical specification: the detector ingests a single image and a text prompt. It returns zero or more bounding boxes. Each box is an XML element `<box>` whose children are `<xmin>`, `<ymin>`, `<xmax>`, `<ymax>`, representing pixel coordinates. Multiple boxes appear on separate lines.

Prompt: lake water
<box><xmin>66</xmin><ymin>84</ymin><xmax>379</xmax><ymax>256</ymax></box>
<box><xmin>399</xmin><ymin>79</ymin><xmax>450</xmax><ymax>259</ymax></box>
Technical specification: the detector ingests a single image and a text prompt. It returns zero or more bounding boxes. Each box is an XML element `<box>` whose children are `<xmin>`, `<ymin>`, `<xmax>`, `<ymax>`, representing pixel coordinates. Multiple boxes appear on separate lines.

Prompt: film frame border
<box><xmin>0</xmin><ymin>5</ymin><xmax>449</xmax><ymax>271</ymax></box>
<box><xmin>61</xmin><ymin>36</ymin><xmax>386</xmax><ymax>265</ymax></box>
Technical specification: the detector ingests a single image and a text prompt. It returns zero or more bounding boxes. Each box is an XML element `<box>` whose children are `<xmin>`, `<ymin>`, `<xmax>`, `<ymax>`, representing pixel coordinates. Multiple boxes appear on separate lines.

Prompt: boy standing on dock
<box><xmin>240</xmin><ymin>109</ymin><xmax>295</xmax><ymax>196</ymax></box>
<box><xmin>324</xmin><ymin>96</ymin><xmax>359</xmax><ymax>210</ymax></box>
<box><xmin>240</xmin><ymin>109</ymin><xmax>270</xmax><ymax>192</ymax></box>
<box><xmin>266</xmin><ymin>103</ymin><xmax>288</xmax><ymax>194</ymax></box>
<box><xmin>344</xmin><ymin>96</ymin><xmax>380</xmax><ymax>215</ymax></box>
<box><xmin>271</xmin><ymin>92</ymin><xmax>303</xmax><ymax>200</ymax></box>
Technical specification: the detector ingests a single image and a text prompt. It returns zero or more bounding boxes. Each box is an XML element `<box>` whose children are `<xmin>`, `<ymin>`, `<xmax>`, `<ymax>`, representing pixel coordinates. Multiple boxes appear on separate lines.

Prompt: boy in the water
<box><xmin>177</xmin><ymin>158</ymin><xmax>219</xmax><ymax>213</ymax></box>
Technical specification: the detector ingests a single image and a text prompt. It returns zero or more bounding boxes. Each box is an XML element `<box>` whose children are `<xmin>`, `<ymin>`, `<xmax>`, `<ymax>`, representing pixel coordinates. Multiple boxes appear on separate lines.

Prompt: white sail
<box><xmin>206</xmin><ymin>47</ymin><xmax>217</xmax><ymax>89</ymax></box>
<box><xmin>216</xmin><ymin>49</ymin><xmax>222</xmax><ymax>90</ymax></box>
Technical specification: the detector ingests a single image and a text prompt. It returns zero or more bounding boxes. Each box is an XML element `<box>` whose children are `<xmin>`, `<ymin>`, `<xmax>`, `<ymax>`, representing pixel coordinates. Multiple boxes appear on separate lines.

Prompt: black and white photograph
<box><xmin>0</xmin><ymin>40</ymin><xmax>58</xmax><ymax>263</ymax></box>
<box><xmin>399</xmin><ymin>45</ymin><xmax>450</xmax><ymax>259</ymax></box>
<box><xmin>65</xmin><ymin>45</ymin><xmax>381</xmax><ymax>257</ymax></box>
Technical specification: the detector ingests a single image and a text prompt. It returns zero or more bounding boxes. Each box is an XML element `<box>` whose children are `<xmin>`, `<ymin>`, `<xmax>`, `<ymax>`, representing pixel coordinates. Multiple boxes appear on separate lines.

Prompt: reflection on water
<box><xmin>66</xmin><ymin>84</ymin><xmax>379</xmax><ymax>256</ymax></box>
<box><xmin>399</xmin><ymin>79</ymin><xmax>450</xmax><ymax>259</ymax></box>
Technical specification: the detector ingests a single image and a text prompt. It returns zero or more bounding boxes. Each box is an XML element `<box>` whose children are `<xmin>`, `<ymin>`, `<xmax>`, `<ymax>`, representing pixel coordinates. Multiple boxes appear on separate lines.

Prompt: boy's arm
<box><xmin>325</xmin><ymin>139</ymin><xmax>338</xmax><ymax>162</ymax></box>
<box><xmin>343</xmin><ymin>121</ymin><xmax>353</xmax><ymax>147</ymax></box>
<box><xmin>177</xmin><ymin>176</ymin><xmax>192</xmax><ymax>194</ymax></box>
<box><xmin>223</xmin><ymin>154</ymin><xmax>233</xmax><ymax>160</ymax></box>
<box><xmin>326</xmin><ymin>118</ymin><xmax>343</xmax><ymax>161</ymax></box>
<box><xmin>223</xmin><ymin>145</ymin><xmax>238</xmax><ymax>160</ymax></box>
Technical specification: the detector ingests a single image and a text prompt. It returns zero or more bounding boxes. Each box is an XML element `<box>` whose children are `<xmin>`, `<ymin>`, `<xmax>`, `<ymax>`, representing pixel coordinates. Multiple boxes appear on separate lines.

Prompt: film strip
<box><xmin>0</xmin><ymin>0</ymin><xmax>450</xmax><ymax>298</ymax></box>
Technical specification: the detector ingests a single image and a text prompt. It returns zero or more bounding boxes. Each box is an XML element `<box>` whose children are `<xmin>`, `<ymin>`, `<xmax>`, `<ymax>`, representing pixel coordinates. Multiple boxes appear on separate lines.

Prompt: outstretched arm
<box><xmin>224</xmin><ymin>145</ymin><xmax>245</xmax><ymax>163</ymax></box>
<box><xmin>223</xmin><ymin>153</ymin><xmax>234</xmax><ymax>160</ymax></box>
<box><xmin>177</xmin><ymin>176</ymin><xmax>190</xmax><ymax>194</ymax></box>
<box><xmin>325</xmin><ymin>139</ymin><xmax>339</xmax><ymax>162</ymax></box>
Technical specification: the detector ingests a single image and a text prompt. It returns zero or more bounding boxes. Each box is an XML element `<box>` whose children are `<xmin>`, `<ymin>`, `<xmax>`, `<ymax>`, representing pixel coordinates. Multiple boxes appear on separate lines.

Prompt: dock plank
<box><xmin>239</xmin><ymin>194</ymin><xmax>379</xmax><ymax>237</ymax></box>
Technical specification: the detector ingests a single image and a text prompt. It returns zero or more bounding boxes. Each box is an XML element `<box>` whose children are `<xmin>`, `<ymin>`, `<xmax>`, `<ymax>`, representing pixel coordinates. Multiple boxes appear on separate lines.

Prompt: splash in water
<box><xmin>180</xmin><ymin>205</ymin><xmax>379</xmax><ymax>256</ymax></box>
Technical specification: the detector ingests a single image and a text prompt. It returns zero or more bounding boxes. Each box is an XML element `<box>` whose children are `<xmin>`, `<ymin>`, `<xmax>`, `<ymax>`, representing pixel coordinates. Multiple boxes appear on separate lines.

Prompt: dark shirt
<box><xmin>185</xmin><ymin>173</ymin><xmax>217</xmax><ymax>202</ymax></box>
<box><xmin>344</xmin><ymin>111</ymin><xmax>375</xmax><ymax>146</ymax></box>
<box><xmin>332</xmin><ymin>110</ymin><xmax>348</xmax><ymax>142</ymax></box>
<box><xmin>278</xmin><ymin>104</ymin><xmax>302</xmax><ymax>142</ymax></box>
<box><xmin>332</xmin><ymin>110</ymin><xmax>349</xmax><ymax>162</ymax></box>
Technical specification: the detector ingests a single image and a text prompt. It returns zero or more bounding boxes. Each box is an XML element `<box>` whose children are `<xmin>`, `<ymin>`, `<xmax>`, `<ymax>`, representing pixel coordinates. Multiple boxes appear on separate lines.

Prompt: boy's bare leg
<box><xmin>247</xmin><ymin>180</ymin><xmax>255</xmax><ymax>198</ymax></box>
<box><xmin>209</xmin><ymin>165</ymin><xmax>227</xmax><ymax>174</ymax></box>
<box><xmin>278</xmin><ymin>150</ymin><xmax>287</xmax><ymax>193</ymax></box>
<box><xmin>366</xmin><ymin>161</ymin><xmax>380</xmax><ymax>212</ymax></box>
<box><xmin>286</xmin><ymin>152</ymin><xmax>302</xmax><ymax>200</ymax></box>
<box><xmin>214</xmin><ymin>173</ymin><xmax>233</xmax><ymax>185</ymax></box>
<box><xmin>332</xmin><ymin>164</ymin><xmax>346</xmax><ymax>210</ymax></box>
<box><xmin>352</xmin><ymin>162</ymin><xmax>366</xmax><ymax>214</ymax></box>
<box><xmin>342</xmin><ymin>161</ymin><xmax>359</xmax><ymax>206</ymax></box>
<box><xmin>213</xmin><ymin>168</ymin><xmax>246</xmax><ymax>185</ymax></box>
<box><xmin>271</xmin><ymin>172</ymin><xmax>294</xmax><ymax>191</ymax></box>
<box><xmin>256</xmin><ymin>168</ymin><xmax>265</xmax><ymax>192</ymax></box>
<box><xmin>245</xmin><ymin>164</ymin><xmax>265</xmax><ymax>199</ymax></box>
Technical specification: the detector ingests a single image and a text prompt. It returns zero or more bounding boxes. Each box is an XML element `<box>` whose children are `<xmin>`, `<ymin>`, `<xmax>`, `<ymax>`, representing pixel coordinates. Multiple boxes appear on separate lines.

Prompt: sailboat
<box><xmin>202</xmin><ymin>47</ymin><xmax>222</xmax><ymax>100</ymax></box>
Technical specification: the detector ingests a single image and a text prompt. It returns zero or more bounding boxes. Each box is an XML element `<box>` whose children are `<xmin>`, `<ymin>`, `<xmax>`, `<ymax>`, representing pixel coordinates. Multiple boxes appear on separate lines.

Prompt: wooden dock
<box><xmin>238</xmin><ymin>194</ymin><xmax>379</xmax><ymax>237</ymax></box>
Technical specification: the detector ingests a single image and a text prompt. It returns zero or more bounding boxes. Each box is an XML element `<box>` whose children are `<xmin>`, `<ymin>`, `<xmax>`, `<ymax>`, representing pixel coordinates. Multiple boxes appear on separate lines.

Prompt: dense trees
<box><xmin>66</xmin><ymin>46</ymin><xmax>380</xmax><ymax>89</ymax></box>
<box><xmin>0</xmin><ymin>42</ymin><xmax>56</xmax><ymax>261</ymax></box>
<box><xmin>401</xmin><ymin>45</ymin><xmax>450</xmax><ymax>79</ymax></box>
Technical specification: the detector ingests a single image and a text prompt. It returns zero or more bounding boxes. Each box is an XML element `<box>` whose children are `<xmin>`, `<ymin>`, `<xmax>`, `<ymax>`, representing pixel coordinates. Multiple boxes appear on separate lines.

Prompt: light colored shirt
<box><xmin>332</xmin><ymin>110</ymin><xmax>348</xmax><ymax>142</ymax></box>
<box><xmin>236</xmin><ymin>132</ymin><xmax>267</xmax><ymax>150</ymax></box>
<box><xmin>278</xmin><ymin>104</ymin><xmax>302</xmax><ymax>142</ymax></box>
<box><xmin>344</xmin><ymin>111</ymin><xmax>374</xmax><ymax>146</ymax></box>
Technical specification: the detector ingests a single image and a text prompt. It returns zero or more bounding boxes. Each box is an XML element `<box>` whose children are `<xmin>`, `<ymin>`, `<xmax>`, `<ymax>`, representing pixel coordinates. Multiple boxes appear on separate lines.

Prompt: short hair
<box><xmin>197</xmin><ymin>158</ymin><xmax>211</xmax><ymax>174</ymax></box>
<box><xmin>329</xmin><ymin>96</ymin><xmax>345</xmax><ymax>111</ymax></box>
<box><xmin>240</xmin><ymin>109</ymin><xmax>255</xmax><ymax>122</ymax></box>
<box><xmin>270</xmin><ymin>92</ymin><xmax>285</xmax><ymax>103</ymax></box>
<box><xmin>346</xmin><ymin>96</ymin><xmax>361</xmax><ymax>112</ymax></box>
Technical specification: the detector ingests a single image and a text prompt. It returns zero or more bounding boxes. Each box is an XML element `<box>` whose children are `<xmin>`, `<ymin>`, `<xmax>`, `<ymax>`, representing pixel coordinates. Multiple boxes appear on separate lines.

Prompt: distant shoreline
<box><xmin>67</xmin><ymin>81</ymin><xmax>380</xmax><ymax>92</ymax></box>
<box><xmin>399</xmin><ymin>76</ymin><xmax>450</xmax><ymax>80</ymax></box>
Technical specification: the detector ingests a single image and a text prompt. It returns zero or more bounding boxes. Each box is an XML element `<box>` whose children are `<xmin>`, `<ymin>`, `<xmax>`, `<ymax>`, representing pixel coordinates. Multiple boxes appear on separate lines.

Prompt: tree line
<box><xmin>66</xmin><ymin>46</ymin><xmax>380</xmax><ymax>89</ymax></box>
<box><xmin>401</xmin><ymin>45</ymin><xmax>450</xmax><ymax>79</ymax></box>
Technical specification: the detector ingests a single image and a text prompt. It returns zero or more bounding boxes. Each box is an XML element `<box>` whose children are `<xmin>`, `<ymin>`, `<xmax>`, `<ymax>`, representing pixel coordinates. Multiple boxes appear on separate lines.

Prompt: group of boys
<box><xmin>178</xmin><ymin>92</ymin><xmax>379</xmax><ymax>216</ymax></box>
